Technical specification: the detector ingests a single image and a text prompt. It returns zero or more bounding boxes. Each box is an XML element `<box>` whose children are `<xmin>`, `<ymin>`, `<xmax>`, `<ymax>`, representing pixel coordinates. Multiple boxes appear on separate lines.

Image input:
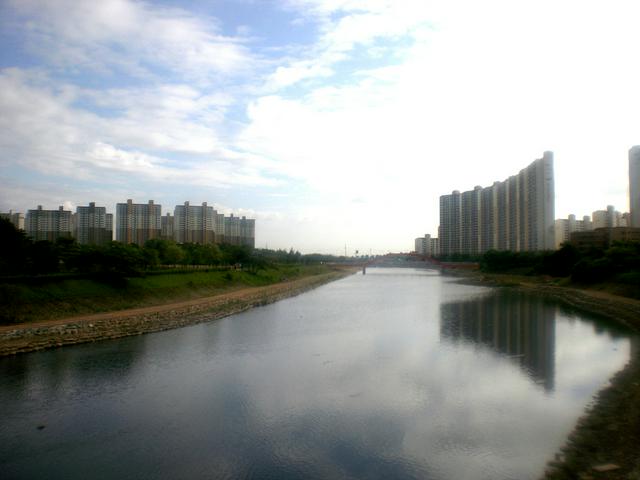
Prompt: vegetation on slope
<box><xmin>0</xmin><ymin>218</ymin><xmax>348</xmax><ymax>325</ymax></box>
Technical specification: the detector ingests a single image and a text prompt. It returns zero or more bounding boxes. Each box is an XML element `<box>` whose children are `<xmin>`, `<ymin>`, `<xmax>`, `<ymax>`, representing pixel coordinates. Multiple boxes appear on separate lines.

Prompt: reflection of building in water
<box><xmin>440</xmin><ymin>292</ymin><xmax>556</xmax><ymax>391</ymax></box>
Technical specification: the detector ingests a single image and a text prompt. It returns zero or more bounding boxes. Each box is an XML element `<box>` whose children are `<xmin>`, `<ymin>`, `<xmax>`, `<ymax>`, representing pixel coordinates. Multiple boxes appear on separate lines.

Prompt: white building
<box><xmin>76</xmin><ymin>202</ymin><xmax>112</xmax><ymax>245</ymax></box>
<box><xmin>25</xmin><ymin>206</ymin><xmax>73</xmax><ymax>242</ymax></box>
<box><xmin>115</xmin><ymin>199</ymin><xmax>161</xmax><ymax>245</ymax></box>
<box><xmin>173</xmin><ymin>201</ymin><xmax>217</xmax><ymax>244</ymax></box>
<box><xmin>554</xmin><ymin>214</ymin><xmax>592</xmax><ymax>249</ymax></box>
<box><xmin>592</xmin><ymin>206</ymin><xmax>623</xmax><ymax>230</ymax></box>
<box><xmin>630</xmin><ymin>146</ymin><xmax>640</xmax><ymax>227</ymax></box>
<box><xmin>439</xmin><ymin>152</ymin><xmax>555</xmax><ymax>255</ymax></box>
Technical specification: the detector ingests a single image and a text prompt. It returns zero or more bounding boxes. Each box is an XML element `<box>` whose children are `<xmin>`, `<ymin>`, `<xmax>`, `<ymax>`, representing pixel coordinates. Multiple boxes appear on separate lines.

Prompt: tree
<box><xmin>0</xmin><ymin>218</ymin><xmax>30</xmax><ymax>275</ymax></box>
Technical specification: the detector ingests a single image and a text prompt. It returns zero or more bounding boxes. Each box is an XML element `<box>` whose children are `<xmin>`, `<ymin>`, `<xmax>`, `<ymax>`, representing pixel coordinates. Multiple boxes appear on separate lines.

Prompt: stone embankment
<box><xmin>0</xmin><ymin>270</ymin><xmax>353</xmax><ymax>357</ymax></box>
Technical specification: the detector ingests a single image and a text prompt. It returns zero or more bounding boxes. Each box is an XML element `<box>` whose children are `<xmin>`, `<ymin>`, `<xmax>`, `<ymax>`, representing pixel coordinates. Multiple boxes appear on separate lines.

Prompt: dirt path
<box><xmin>0</xmin><ymin>270</ymin><xmax>353</xmax><ymax>356</ymax></box>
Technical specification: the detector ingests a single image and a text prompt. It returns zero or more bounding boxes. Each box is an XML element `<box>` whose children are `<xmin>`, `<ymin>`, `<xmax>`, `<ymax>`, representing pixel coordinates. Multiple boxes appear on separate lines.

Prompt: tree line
<box><xmin>479</xmin><ymin>242</ymin><xmax>640</xmax><ymax>288</ymax></box>
<box><xmin>0</xmin><ymin>218</ymin><xmax>349</xmax><ymax>278</ymax></box>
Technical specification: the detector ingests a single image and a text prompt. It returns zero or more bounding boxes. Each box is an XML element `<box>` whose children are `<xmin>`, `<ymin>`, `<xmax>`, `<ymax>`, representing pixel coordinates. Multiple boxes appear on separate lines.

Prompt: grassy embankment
<box><xmin>0</xmin><ymin>264</ymin><xmax>333</xmax><ymax>325</ymax></box>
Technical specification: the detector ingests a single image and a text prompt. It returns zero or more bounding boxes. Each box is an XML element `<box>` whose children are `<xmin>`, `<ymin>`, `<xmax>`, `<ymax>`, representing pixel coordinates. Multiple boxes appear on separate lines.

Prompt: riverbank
<box><xmin>450</xmin><ymin>271</ymin><xmax>640</xmax><ymax>479</ymax></box>
<box><xmin>0</xmin><ymin>267</ymin><xmax>355</xmax><ymax>357</ymax></box>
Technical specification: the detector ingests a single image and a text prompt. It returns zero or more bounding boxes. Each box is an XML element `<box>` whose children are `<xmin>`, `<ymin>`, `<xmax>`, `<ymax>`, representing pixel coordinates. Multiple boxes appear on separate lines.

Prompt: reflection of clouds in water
<box><xmin>0</xmin><ymin>273</ymin><xmax>633</xmax><ymax>480</ymax></box>
<box><xmin>554</xmin><ymin>316</ymin><xmax>630</xmax><ymax>401</ymax></box>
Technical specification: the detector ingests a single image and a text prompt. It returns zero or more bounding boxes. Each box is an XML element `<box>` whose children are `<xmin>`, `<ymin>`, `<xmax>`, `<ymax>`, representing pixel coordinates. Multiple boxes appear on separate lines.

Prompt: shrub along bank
<box><xmin>0</xmin><ymin>218</ymin><xmax>354</xmax><ymax>325</ymax></box>
<box><xmin>0</xmin><ymin>264</ymin><xmax>332</xmax><ymax>325</ymax></box>
<box><xmin>476</xmin><ymin>242</ymin><xmax>640</xmax><ymax>299</ymax></box>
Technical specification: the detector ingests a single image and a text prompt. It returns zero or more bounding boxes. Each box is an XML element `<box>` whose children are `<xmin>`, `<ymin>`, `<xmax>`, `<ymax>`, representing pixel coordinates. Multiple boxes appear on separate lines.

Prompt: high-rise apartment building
<box><xmin>630</xmin><ymin>146</ymin><xmax>640</xmax><ymax>227</ymax></box>
<box><xmin>25</xmin><ymin>205</ymin><xmax>73</xmax><ymax>242</ymax></box>
<box><xmin>160</xmin><ymin>213</ymin><xmax>174</xmax><ymax>241</ymax></box>
<box><xmin>592</xmin><ymin>205</ymin><xmax>623</xmax><ymax>229</ymax></box>
<box><xmin>76</xmin><ymin>202</ymin><xmax>112</xmax><ymax>245</ymax></box>
<box><xmin>0</xmin><ymin>211</ymin><xmax>25</xmax><ymax>230</ymax></box>
<box><xmin>213</xmin><ymin>213</ymin><xmax>226</xmax><ymax>243</ymax></box>
<box><xmin>439</xmin><ymin>190</ymin><xmax>461</xmax><ymax>255</ymax></box>
<box><xmin>115</xmin><ymin>199</ymin><xmax>161</xmax><ymax>245</ymax></box>
<box><xmin>222</xmin><ymin>214</ymin><xmax>255</xmax><ymax>247</ymax></box>
<box><xmin>174</xmin><ymin>201</ymin><xmax>216</xmax><ymax>244</ymax></box>
<box><xmin>415</xmin><ymin>235</ymin><xmax>429</xmax><ymax>256</ymax></box>
<box><xmin>239</xmin><ymin>216</ymin><xmax>255</xmax><ymax>248</ymax></box>
<box><xmin>224</xmin><ymin>214</ymin><xmax>240</xmax><ymax>245</ymax></box>
<box><xmin>414</xmin><ymin>234</ymin><xmax>439</xmax><ymax>257</ymax></box>
<box><xmin>554</xmin><ymin>214</ymin><xmax>592</xmax><ymax>248</ymax></box>
<box><xmin>439</xmin><ymin>152</ymin><xmax>555</xmax><ymax>256</ymax></box>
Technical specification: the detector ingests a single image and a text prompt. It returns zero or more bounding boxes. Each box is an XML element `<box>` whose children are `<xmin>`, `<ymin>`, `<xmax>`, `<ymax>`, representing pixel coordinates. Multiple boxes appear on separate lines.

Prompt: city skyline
<box><xmin>2</xmin><ymin>1</ymin><xmax>640</xmax><ymax>254</ymax></box>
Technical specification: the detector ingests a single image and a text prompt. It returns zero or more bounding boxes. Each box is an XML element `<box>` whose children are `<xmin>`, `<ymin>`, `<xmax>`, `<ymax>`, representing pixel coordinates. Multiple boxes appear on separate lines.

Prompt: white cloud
<box><xmin>0</xmin><ymin>68</ymin><xmax>277</xmax><ymax>190</ymax></box>
<box><xmin>6</xmin><ymin>0</ymin><xmax>255</xmax><ymax>80</ymax></box>
<box><xmin>3</xmin><ymin>0</ymin><xmax>640</xmax><ymax>251</ymax></box>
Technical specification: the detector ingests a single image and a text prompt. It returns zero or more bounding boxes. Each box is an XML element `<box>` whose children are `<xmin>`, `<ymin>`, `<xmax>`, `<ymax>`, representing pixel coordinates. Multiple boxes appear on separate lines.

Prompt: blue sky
<box><xmin>1</xmin><ymin>0</ymin><xmax>639</xmax><ymax>254</ymax></box>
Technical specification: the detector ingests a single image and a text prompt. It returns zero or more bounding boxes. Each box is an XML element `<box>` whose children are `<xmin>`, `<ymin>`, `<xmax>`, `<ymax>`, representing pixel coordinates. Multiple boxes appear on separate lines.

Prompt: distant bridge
<box><xmin>361</xmin><ymin>253</ymin><xmax>479</xmax><ymax>271</ymax></box>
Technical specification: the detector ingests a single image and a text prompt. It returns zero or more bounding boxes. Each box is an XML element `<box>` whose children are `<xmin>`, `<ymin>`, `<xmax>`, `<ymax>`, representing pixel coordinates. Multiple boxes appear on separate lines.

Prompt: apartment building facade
<box><xmin>554</xmin><ymin>214</ymin><xmax>592</xmax><ymax>249</ymax></box>
<box><xmin>173</xmin><ymin>201</ymin><xmax>216</xmax><ymax>244</ymax></box>
<box><xmin>115</xmin><ymin>199</ymin><xmax>161</xmax><ymax>245</ymax></box>
<box><xmin>25</xmin><ymin>205</ymin><xmax>73</xmax><ymax>242</ymax></box>
<box><xmin>439</xmin><ymin>152</ymin><xmax>555</xmax><ymax>256</ymax></box>
<box><xmin>76</xmin><ymin>202</ymin><xmax>113</xmax><ymax>245</ymax></box>
<box><xmin>630</xmin><ymin>146</ymin><xmax>640</xmax><ymax>227</ymax></box>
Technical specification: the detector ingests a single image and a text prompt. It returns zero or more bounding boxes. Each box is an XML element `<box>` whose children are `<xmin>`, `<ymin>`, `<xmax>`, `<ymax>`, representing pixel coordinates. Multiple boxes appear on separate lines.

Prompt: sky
<box><xmin>1</xmin><ymin>0</ymin><xmax>639</xmax><ymax>254</ymax></box>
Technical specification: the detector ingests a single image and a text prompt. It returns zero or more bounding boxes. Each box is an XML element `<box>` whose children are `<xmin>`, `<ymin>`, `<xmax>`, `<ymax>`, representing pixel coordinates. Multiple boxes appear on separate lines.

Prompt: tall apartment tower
<box><xmin>224</xmin><ymin>214</ymin><xmax>241</xmax><ymax>245</ymax></box>
<box><xmin>160</xmin><ymin>213</ymin><xmax>174</xmax><ymax>241</ymax></box>
<box><xmin>630</xmin><ymin>146</ymin><xmax>640</xmax><ymax>227</ymax></box>
<box><xmin>25</xmin><ymin>205</ymin><xmax>73</xmax><ymax>242</ymax></box>
<box><xmin>76</xmin><ymin>202</ymin><xmax>113</xmax><ymax>245</ymax></box>
<box><xmin>523</xmin><ymin>151</ymin><xmax>555</xmax><ymax>251</ymax></box>
<box><xmin>439</xmin><ymin>152</ymin><xmax>555</xmax><ymax>256</ymax></box>
<box><xmin>214</xmin><ymin>212</ymin><xmax>225</xmax><ymax>244</ymax></box>
<box><xmin>239</xmin><ymin>216</ymin><xmax>256</xmax><ymax>248</ymax></box>
<box><xmin>439</xmin><ymin>190</ymin><xmax>461</xmax><ymax>255</ymax></box>
<box><xmin>115</xmin><ymin>199</ymin><xmax>161</xmax><ymax>245</ymax></box>
<box><xmin>173</xmin><ymin>201</ymin><xmax>216</xmax><ymax>244</ymax></box>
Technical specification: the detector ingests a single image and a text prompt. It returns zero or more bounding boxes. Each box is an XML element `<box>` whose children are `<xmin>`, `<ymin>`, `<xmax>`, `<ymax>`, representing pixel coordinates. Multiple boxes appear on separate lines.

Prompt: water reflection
<box><xmin>440</xmin><ymin>291</ymin><xmax>556</xmax><ymax>391</ymax></box>
<box><xmin>0</xmin><ymin>272</ymin><xmax>635</xmax><ymax>480</ymax></box>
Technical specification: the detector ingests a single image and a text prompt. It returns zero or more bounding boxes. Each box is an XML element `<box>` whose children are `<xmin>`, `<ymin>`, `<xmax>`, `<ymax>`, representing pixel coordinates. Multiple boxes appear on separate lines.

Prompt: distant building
<box><xmin>439</xmin><ymin>152</ymin><xmax>555</xmax><ymax>255</ymax></box>
<box><xmin>415</xmin><ymin>236</ymin><xmax>428</xmax><ymax>256</ymax></box>
<box><xmin>115</xmin><ymin>199</ymin><xmax>161</xmax><ymax>245</ymax></box>
<box><xmin>75</xmin><ymin>202</ymin><xmax>112</xmax><ymax>245</ymax></box>
<box><xmin>174</xmin><ymin>201</ymin><xmax>216</xmax><ymax>244</ymax></box>
<box><xmin>160</xmin><ymin>213</ymin><xmax>174</xmax><ymax>241</ymax></box>
<box><xmin>592</xmin><ymin>205</ymin><xmax>623</xmax><ymax>230</ymax></box>
<box><xmin>25</xmin><ymin>205</ymin><xmax>73</xmax><ymax>242</ymax></box>
<box><xmin>430</xmin><ymin>237</ymin><xmax>440</xmax><ymax>257</ymax></box>
<box><xmin>570</xmin><ymin>227</ymin><xmax>640</xmax><ymax>249</ymax></box>
<box><xmin>414</xmin><ymin>234</ymin><xmax>438</xmax><ymax>257</ymax></box>
<box><xmin>630</xmin><ymin>146</ymin><xmax>640</xmax><ymax>227</ymax></box>
<box><xmin>222</xmin><ymin>214</ymin><xmax>255</xmax><ymax>247</ymax></box>
<box><xmin>554</xmin><ymin>214</ymin><xmax>592</xmax><ymax>249</ymax></box>
<box><xmin>214</xmin><ymin>212</ymin><xmax>225</xmax><ymax>244</ymax></box>
<box><xmin>223</xmin><ymin>214</ymin><xmax>240</xmax><ymax>245</ymax></box>
<box><xmin>0</xmin><ymin>210</ymin><xmax>25</xmax><ymax>230</ymax></box>
<box><xmin>239</xmin><ymin>216</ymin><xmax>255</xmax><ymax>248</ymax></box>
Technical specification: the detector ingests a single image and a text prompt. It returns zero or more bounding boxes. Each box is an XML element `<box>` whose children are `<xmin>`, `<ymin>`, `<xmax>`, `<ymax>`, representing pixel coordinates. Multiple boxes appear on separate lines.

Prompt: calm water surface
<box><xmin>0</xmin><ymin>268</ymin><xmax>635</xmax><ymax>479</ymax></box>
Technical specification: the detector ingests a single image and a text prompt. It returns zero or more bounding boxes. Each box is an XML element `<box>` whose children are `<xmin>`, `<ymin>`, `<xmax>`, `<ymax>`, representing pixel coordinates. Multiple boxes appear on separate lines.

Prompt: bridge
<box><xmin>360</xmin><ymin>253</ymin><xmax>479</xmax><ymax>272</ymax></box>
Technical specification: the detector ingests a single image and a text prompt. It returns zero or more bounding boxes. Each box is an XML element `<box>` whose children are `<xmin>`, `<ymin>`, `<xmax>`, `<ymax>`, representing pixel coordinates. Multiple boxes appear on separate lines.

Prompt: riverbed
<box><xmin>0</xmin><ymin>268</ymin><xmax>635</xmax><ymax>479</ymax></box>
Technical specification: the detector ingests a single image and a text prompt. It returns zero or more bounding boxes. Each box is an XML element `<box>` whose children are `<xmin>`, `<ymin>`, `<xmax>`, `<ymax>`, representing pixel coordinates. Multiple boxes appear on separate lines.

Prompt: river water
<box><xmin>0</xmin><ymin>268</ymin><xmax>635</xmax><ymax>480</ymax></box>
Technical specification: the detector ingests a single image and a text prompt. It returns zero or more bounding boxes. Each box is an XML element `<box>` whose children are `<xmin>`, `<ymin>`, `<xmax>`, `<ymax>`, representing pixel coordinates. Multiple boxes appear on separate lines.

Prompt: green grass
<box><xmin>0</xmin><ymin>264</ymin><xmax>332</xmax><ymax>325</ymax></box>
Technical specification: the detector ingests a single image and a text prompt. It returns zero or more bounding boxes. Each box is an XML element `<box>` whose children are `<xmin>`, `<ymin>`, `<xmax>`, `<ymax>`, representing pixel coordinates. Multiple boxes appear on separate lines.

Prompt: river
<box><xmin>0</xmin><ymin>268</ymin><xmax>635</xmax><ymax>479</ymax></box>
